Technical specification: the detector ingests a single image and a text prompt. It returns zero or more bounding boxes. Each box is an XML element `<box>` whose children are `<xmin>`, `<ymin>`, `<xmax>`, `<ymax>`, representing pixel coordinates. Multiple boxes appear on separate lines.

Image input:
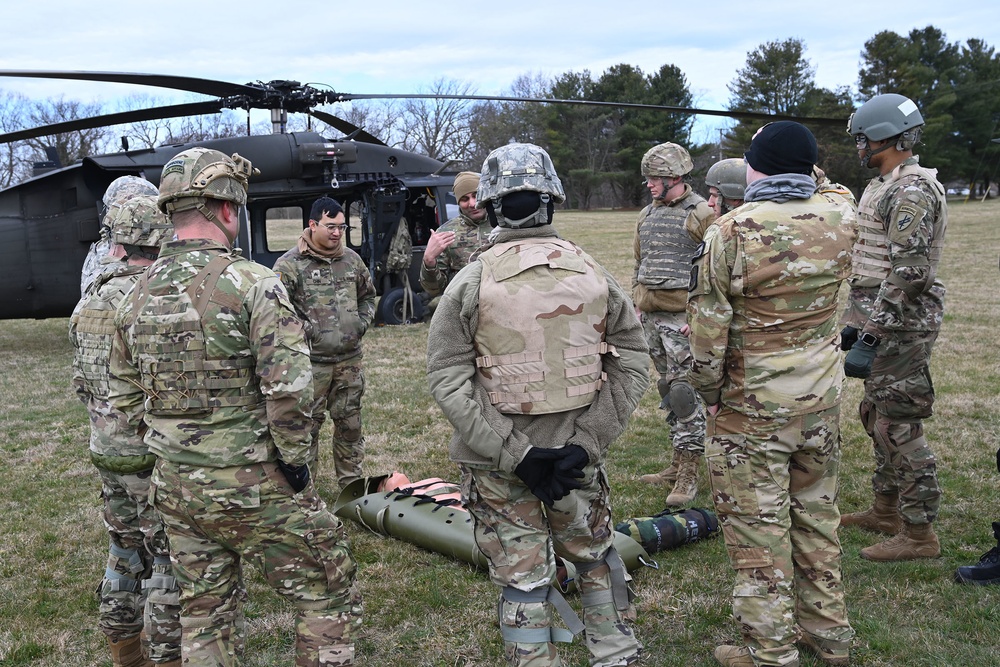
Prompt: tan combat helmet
<box><xmin>641</xmin><ymin>142</ymin><xmax>693</xmax><ymax>179</ymax></box>
<box><xmin>157</xmin><ymin>147</ymin><xmax>257</xmax><ymax>244</ymax></box>
<box><xmin>109</xmin><ymin>194</ymin><xmax>171</xmax><ymax>260</ymax></box>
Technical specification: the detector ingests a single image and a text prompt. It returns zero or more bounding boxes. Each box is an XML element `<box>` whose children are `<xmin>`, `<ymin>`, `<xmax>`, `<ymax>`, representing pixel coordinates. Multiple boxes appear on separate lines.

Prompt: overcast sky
<box><xmin>3</xmin><ymin>1</ymin><xmax>999</xmax><ymax>144</ymax></box>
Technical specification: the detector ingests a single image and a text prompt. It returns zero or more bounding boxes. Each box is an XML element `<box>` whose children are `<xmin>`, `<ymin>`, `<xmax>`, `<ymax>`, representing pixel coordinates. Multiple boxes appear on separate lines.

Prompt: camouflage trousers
<box><xmin>860</xmin><ymin>329</ymin><xmax>941</xmax><ymax>524</ymax></box>
<box><xmin>150</xmin><ymin>459</ymin><xmax>363</xmax><ymax>667</ymax></box>
<box><xmin>463</xmin><ymin>463</ymin><xmax>640</xmax><ymax>667</ymax></box>
<box><xmin>97</xmin><ymin>467</ymin><xmax>181</xmax><ymax>663</ymax></box>
<box><xmin>706</xmin><ymin>407</ymin><xmax>854</xmax><ymax>667</ymax></box>
<box><xmin>311</xmin><ymin>360</ymin><xmax>365</xmax><ymax>488</ymax></box>
<box><xmin>641</xmin><ymin>310</ymin><xmax>706</xmax><ymax>455</ymax></box>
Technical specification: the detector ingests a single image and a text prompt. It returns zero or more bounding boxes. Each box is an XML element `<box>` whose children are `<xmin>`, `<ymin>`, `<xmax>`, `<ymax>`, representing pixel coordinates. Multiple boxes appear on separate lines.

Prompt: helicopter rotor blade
<box><xmin>307</xmin><ymin>110</ymin><xmax>385</xmax><ymax>146</ymax></box>
<box><xmin>0</xmin><ymin>69</ymin><xmax>259</xmax><ymax>98</ymax></box>
<box><xmin>338</xmin><ymin>93</ymin><xmax>846</xmax><ymax>127</ymax></box>
<box><xmin>0</xmin><ymin>100</ymin><xmax>226</xmax><ymax>145</ymax></box>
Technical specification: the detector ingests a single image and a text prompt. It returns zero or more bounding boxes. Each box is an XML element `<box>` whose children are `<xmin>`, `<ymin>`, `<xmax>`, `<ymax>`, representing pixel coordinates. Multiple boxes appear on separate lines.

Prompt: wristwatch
<box><xmin>859</xmin><ymin>331</ymin><xmax>881</xmax><ymax>347</ymax></box>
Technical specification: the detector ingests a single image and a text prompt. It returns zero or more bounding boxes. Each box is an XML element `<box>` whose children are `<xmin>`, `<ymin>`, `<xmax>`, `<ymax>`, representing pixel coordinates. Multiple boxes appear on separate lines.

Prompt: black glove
<box><xmin>277</xmin><ymin>459</ymin><xmax>311</xmax><ymax>493</ymax></box>
<box><xmin>544</xmin><ymin>446</ymin><xmax>589</xmax><ymax>504</ymax></box>
<box><xmin>844</xmin><ymin>338</ymin><xmax>878</xmax><ymax>379</ymax></box>
<box><xmin>514</xmin><ymin>447</ymin><xmax>563</xmax><ymax>506</ymax></box>
<box><xmin>840</xmin><ymin>326</ymin><xmax>859</xmax><ymax>351</ymax></box>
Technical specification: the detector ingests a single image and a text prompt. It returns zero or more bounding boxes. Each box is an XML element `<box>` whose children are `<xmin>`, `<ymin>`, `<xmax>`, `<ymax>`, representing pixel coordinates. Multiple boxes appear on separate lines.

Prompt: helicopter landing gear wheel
<box><xmin>377</xmin><ymin>287</ymin><xmax>424</xmax><ymax>325</ymax></box>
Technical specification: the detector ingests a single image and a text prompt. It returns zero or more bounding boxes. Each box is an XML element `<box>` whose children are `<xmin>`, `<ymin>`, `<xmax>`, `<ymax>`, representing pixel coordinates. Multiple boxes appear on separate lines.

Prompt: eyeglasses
<box><xmin>321</xmin><ymin>223</ymin><xmax>348</xmax><ymax>233</ymax></box>
<box><xmin>853</xmin><ymin>134</ymin><xmax>869</xmax><ymax>148</ymax></box>
<box><xmin>643</xmin><ymin>177</ymin><xmax>663</xmax><ymax>186</ymax></box>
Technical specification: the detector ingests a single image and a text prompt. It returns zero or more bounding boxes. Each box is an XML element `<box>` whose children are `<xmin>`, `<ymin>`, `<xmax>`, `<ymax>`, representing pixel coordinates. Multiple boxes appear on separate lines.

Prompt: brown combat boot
<box><xmin>664</xmin><ymin>451</ymin><xmax>699</xmax><ymax>506</ymax></box>
<box><xmin>839</xmin><ymin>492</ymin><xmax>903</xmax><ymax>535</ymax></box>
<box><xmin>639</xmin><ymin>451</ymin><xmax>679</xmax><ymax>486</ymax></box>
<box><xmin>713</xmin><ymin>645</ymin><xmax>755</xmax><ymax>667</ymax></box>
<box><xmin>860</xmin><ymin>522</ymin><xmax>940</xmax><ymax>561</ymax></box>
<box><xmin>108</xmin><ymin>636</ymin><xmax>152</xmax><ymax>667</ymax></box>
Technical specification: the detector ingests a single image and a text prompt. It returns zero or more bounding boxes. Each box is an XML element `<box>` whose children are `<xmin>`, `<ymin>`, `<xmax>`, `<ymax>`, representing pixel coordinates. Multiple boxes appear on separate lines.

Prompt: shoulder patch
<box><xmin>894</xmin><ymin>203</ymin><xmax>921</xmax><ymax>233</ymax></box>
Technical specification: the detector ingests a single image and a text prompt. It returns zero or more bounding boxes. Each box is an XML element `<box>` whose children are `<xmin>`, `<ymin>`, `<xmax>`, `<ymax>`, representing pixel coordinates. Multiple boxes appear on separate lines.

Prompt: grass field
<box><xmin>1</xmin><ymin>200</ymin><xmax>998</xmax><ymax>666</ymax></box>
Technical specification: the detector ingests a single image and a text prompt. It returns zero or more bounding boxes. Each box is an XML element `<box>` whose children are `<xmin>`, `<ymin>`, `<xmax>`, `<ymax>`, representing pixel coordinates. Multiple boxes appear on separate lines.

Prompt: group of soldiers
<box><xmin>66</xmin><ymin>90</ymin><xmax>997</xmax><ymax>667</ymax></box>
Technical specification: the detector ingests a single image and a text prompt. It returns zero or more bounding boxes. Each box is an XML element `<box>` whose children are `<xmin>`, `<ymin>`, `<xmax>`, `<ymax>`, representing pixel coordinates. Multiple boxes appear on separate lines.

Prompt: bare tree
<box><xmin>399</xmin><ymin>78</ymin><xmax>476</xmax><ymax>161</ymax></box>
<box><xmin>0</xmin><ymin>90</ymin><xmax>34</xmax><ymax>188</ymax></box>
<box><xmin>22</xmin><ymin>97</ymin><xmax>113</xmax><ymax>168</ymax></box>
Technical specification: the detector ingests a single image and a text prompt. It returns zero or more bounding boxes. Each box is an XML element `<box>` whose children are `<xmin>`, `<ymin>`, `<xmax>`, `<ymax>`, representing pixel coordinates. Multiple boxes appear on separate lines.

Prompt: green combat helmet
<box><xmin>109</xmin><ymin>194</ymin><xmax>172</xmax><ymax>260</ymax></box>
<box><xmin>476</xmin><ymin>142</ymin><xmax>565</xmax><ymax>229</ymax></box>
<box><xmin>705</xmin><ymin>157</ymin><xmax>747</xmax><ymax>201</ymax></box>
<box><xmin>641</xmin><ymin>142</ymin><xmax>693</xmax><ymax>179</ymax></box>
<box><xmin>848</xmin><ymin>93</ymin><xmax>924</xmax><ymax>167</ymax></box>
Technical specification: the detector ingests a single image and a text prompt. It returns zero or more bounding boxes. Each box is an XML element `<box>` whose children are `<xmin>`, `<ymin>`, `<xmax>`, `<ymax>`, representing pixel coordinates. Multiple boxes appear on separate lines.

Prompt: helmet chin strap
<box><xmin>199</xmin><ymin>200</ymin><xmax>238</xmax><ymax>247</ymax></box>
<box><xmin>861</xmin><ymin>138</ymin><xmax>897</xmax><ymax>168</ymax></box>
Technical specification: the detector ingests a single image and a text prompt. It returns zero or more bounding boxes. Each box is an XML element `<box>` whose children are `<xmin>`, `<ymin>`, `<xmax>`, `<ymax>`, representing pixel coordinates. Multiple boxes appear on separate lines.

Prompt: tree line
<box><xmin>1</xmin><ymin>25</ymin><xmax>998</xmax><ymax>206</ymax></box>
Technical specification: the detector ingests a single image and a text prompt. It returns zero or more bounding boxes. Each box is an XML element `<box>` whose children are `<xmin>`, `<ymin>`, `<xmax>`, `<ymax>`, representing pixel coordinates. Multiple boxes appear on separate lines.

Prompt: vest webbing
<box><xmin>130</xmin><ymin>254</ymin><xmax>261</xmax><ymax>415</ymax></box>
<box><xmin>636</xmin><ymin>198</ymin><xmax>700</xmax><ymax>290</ymax></box>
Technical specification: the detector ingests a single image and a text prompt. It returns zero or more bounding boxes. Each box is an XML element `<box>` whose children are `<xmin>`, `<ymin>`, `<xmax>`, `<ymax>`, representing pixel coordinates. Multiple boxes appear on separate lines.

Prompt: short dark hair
<box><xmin>310</xmin><ymin>196</ymin><xmax>344</xmax><ymax>222</ymax></box>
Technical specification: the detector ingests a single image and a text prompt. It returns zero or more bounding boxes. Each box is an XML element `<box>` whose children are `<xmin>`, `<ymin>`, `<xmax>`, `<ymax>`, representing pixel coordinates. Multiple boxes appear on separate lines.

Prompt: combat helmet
<box><xmin>477</xmin><ymin>143</ymin><xmax>565</xmax><ymax>229</ymax></box>
<box><xmin>705</xmin><ymin>158</ymin><xmax>747</xmax><ymax>201</ymax></box>
<box><xmin>102</xmin><ymin>175</ymin><xmax>159</xmax><ymax>208</ymax></box>
<box><xmin>109</xmin><ymin>194</ymin><xmax>171</xmax><ymax>260</ymax></box>
<box><xmin>848</xmin><ymin>93</ymin><xmax>924</xmax><ymax>148</ymax></box>
<box><xmin>157</xmin><ymin>147</ymin><xmax>256</xmax><ymax>216</ymax></box>
<box><xmin>641</xmin><ymin>142</ymin><xmax>693</xmax><ymax>179</ymax></box>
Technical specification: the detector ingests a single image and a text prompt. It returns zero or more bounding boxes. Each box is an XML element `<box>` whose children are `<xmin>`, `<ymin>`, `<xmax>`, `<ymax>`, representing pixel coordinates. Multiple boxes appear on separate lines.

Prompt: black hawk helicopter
<box><xmin>0</xmin><ymin>70</ymin><xmax>845</xmax><ymax>323</ymax></box>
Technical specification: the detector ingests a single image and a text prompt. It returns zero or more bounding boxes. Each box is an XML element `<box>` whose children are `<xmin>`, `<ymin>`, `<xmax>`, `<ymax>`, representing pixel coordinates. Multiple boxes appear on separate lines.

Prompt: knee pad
<box><xmin>104</xmin><ymin>543</ymin><xmax>145</xmax><ymax>592</ymax></box>
<box><xmin>499</xmin><ymin>586</ymin><xmax>582</xmax><ymax>644</ymax></box>
<box><xmin>575</xmin><ymin>547</ymin><xmax>634</xmax><ymax>613</ymax></box>
<box><xmin>667</xmin><ymin>381</ymin><xmax>698</xmax><ymax>419</ymax></box>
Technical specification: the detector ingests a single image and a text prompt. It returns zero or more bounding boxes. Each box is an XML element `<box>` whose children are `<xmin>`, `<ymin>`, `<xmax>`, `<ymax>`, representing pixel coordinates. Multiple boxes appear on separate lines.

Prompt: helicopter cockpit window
<box><xmin>265</xmin><ymin>206</ymin><xmax>304</xmax><ymax>252</ymax></box>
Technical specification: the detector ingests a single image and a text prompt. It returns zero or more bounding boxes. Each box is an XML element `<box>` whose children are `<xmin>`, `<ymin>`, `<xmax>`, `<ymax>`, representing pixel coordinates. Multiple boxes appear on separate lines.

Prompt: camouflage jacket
<box><xmin>427</xmin><ymin>225</ymin><xmax>650</xmax><ymax>472</ymax></box>
<box><xmin>108</xmin><ymin>238</ymin><xmax>314</xmax><ymax>468</ymax></box>
<box><xmin>419</xmin><ymin>213</ymin><xmax>492</xmax><ymax>297</ymax></box>
<box><xmin>272</xmin><ymin>243</ymin><xmax>376</xmax><ymax>364</ymax></box>
<box><xmin>687</xmin><ymin>192</ymin><xmax>855</xmax><ymax>417</ymax></box>
<box><xmin>70</xmin><ymin>264</ymin><xmax>150</xmax><ymax>458</ymax></box>
<box><xmin>632</xmin><ymin>185</ymin><xmax>715</xmax><ymax>313</ymax></box>
<box><xmin>843</xmin><ymin>156</ymin><xmax>947</xmax><ymax>335</ymax></box>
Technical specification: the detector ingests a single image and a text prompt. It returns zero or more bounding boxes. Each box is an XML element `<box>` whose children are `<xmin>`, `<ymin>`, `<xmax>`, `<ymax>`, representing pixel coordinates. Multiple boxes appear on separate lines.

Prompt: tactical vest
<box><xmin>852</xmin><ymin>161</ymin><xmax>947</xmax><ymax>296</ymax></box>
<box><xmin>636</xmin><ymin>195</ymin><xmax>701</xmax><ymax>290</ymax></box>
<box><xmin>71</xmin><ymin>267</ymin><xmax>146</xmax><ymax>400</ymax></box>
<box><xmin>128</xmin><ymin>254</ymin><xmax>263</xmax><ymax>416</ymax></box>
<box><xmin>474</xmin><ymin>238</ymin><xmax>612</xmax><ymax>415</ymax></box>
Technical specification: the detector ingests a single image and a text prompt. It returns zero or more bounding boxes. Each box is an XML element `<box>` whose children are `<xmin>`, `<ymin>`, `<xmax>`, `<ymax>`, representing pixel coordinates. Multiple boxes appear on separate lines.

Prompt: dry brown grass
<box><xmin>1</xmin><ymin>198</ymin><xmax>998</xmax><ymax>666</ymax></box>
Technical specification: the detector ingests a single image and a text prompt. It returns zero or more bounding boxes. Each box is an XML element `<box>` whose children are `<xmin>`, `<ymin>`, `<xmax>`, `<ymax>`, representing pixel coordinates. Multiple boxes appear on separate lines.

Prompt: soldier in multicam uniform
<box><xmin>840</xmin><ymin>93</ymin><xmax>946</xmax><ymax>562</ymax></box>
<box><xmin>634</xmin><ymin>142</ymin><xmax>715</xmax><ymax>506</ymax></box>
<box><xmin>82</xmin><ymin>176</ymin><xmax>161</xmax><ymax>296</ymax></box>
<box><xmin>704</xmin><ymin>157</ymin><xmax>746</xmax><ymax>217</ymax></box>
<box><xmin>273</xmin><ymin>197</ymin><xmax>376</xmax><ymax>488</ymax></box>
<box><xmin>70</xmin><ymin>195</ymin><xmax>180</xmax><ymax>667</ymax></box>
<box><xmin>427</xmin><ymin>143</ymin><xmax>649</xmax><ymax>667</ymax></box>
<box><xmin>419</xmin><ymin>170</ymin><xmax>491</xmax><ymax>311</ymax></box>
<box><xmin>108</xmin><ymin>148</ymin><xmax>362</xmax><ymax>667</ymax></box>
<box><xmin>688</xmin><ymin>121</ymin><xmax>856</xmax><ymax>667</ymax></box>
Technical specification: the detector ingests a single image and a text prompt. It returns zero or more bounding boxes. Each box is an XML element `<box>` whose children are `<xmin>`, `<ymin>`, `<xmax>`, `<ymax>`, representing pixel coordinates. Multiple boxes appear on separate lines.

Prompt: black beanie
<box><xmin>744</xmin><ymin>121</ymin><xmax>817</xmax><ymax>176</ymax></box>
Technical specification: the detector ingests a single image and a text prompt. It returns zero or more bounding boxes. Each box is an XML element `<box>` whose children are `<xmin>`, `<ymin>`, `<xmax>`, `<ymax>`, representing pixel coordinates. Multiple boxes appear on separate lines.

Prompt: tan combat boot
<box><xmin>839</xmin><ymin>492</ymin><xmax>903</xmax><ymax>535</ymax></box>
<box><xmin>108</xmin><ymin>636</ymin><xmax>151</xmax><ymax>667</ymax></box>
<box><xmin>713</xmin><ymin>645</ymin><xmax>755</xmax><ymax>667</ymax></box>
<box><xmin>797</xmin><ymin>629</ymin><xmax>850</xmax><ymax>665</ymax></box>
<box><xmin>639</xmin><ymin>451</ymin><xmax>679</xmax><ymax>486</ymax></box>
<box><xmin>664</xmin><ymin>451</ymin><xmax>699</xmax><ymax>506</ymax></box>
<box><xmin>860</xmin><ymin>521</ymin><xmax>940</xmax><ymax>561</ymax></box>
